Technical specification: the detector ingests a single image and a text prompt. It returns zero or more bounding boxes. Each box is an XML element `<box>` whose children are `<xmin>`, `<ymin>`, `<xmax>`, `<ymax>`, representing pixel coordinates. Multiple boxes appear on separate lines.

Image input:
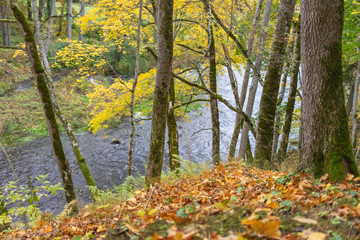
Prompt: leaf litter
<box><xmin>2</xmin><ymin>162</ymin><xmax>360</xmax><ymax>239</ymax></box>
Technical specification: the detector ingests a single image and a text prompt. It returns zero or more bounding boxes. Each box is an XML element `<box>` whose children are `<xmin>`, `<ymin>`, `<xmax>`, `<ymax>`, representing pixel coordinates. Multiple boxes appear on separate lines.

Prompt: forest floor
<box><xmin>2</xmin><ymin>161</ymin><xmax>360</xmax><ymax>240</ymax></box>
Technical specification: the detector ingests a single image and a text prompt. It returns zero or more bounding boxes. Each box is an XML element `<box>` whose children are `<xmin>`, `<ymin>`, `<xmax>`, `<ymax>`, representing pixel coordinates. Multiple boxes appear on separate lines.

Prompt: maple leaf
<box><xmin>241</xmin><ymin>219</ymin><xmax>281</xmax><ymax>238</ymax></box>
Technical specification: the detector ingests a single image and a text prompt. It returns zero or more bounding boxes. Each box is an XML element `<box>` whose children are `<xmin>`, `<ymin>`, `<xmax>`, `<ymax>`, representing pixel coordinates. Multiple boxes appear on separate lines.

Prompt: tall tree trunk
<box><xmin>254</xmin><ymin>0</ymin><xmax>296</xmax><ymax>169</ymax></box>
<box><xmin>351</xmin><ymin>55</ymin><xmax>360</xmax><ymax>150</ymax></box>
<box><xmin>39</xmin><ymin>0</ymin><xmax>44</xmax><ymax>19</ymax></box>
<box><xmin>79</xmin><ymin>0</ymin><xmax>85</xmax><ymax>41</ymax></box>
<box><xmin>1</xmin><ymin>0</ymin><xmax>10</xmax><ymax>47</ymax></box>
<box><xmin>208</xmin><ymin>20</ymin><xmax>220</xmax><ymax>165</ymax></box>
<box><xmin>66</xmin><ymin>0</ymin><xmax>72</xmax><ymax>39</ymax></box>
<box><xmin>44</xmin><ymin>0</ymin><xmax>56</xmax><ymax>55</ymax></box>
<box><xmin>301</xmin><ymin>0</ymin><xmax>359</xmax><ymax>180</ymax></box>
<box><xmin>167</xmin><ymin>77</ymin><xmax>180</xmax><ymax>170</ymax></box>
<box><xmin>271</xmin><ymin>34</ymin><xmax>293</xmax><ymax>161</ymax></box>
<box><xmin>228</xmin><ymin>0</ymin><xmax>264</xmax><ymax>159</ymax></box>
<box><xmin>58</xmin><ymin>0</ymin><xmax>65</xmax><ymax>36</ymax></box>
<box><xmin>145</xmin><ymin>0</ymin><xmax>173</xmax><ymax>185</ymax></box>
<box><xmin>128</xmin><ymin>0</ymin><xmax>143</xmax><ymax>176</ymax></box>
<box><xmin>32</xmin><ymin>0</ymin><xmax>98</xmax><ymax>201</ymax></box>
<box><xmin>46</xmin><ymin>0</ymin><xmax>51</xmax><ymax>17</ymax></box>
<box><xmin>277</xmin><ymin>19</ymin><xmax>301</xmax><ymax>163</ymax></box>
<box><xmin>10</xmin><ymin>2</ymin><xmax>78</xmax><ymax>211</ymax></box>
<box><xmin>238</xmin><ymin>0</ymin><xmax>273</xmax><ymax>160</ymax></box>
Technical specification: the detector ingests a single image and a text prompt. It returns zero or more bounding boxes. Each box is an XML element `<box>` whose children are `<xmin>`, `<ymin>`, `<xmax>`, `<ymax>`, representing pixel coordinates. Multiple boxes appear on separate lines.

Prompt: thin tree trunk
<box><xmin>208</xmin><ymin>21</ymin><xmax>220</xmax><ymax>165</ymax></box>
<box><xmin>346</xmin><ymin>81</ymin><xmax>354</xmax><ymax>118</ymax></box>
<box><xmin>66</xmin><ymin>0</ymin><xmax>72</xmax><ymax>39</ymax></box>
<box><xmin>277</xmin><ymin>19</ymin><xmax>301</xmax><ymax>163</ymax></box>
<box><xmin>10</xmin><ymin>2</ymin><xmax>78</xmax><ymax>211</ymax></box>
<box><xmin>58</xmin><ymin>0</ymin><xmax>65</xmax><ymax>36</ymax></box>
<box><xmin>44</xmin><ymin>0</ymin><xmax>56</xmax><ymax>55</ymax></box>
<box><xmin>32</xmin><ymin>0</ymin><xmax>98</xmax><ymax>201</ymax></box>
<box><xmin>271</xmin><ymin>34</ymin><xmax>294</xmax><ymax>161</ymax></box>
<box><xmin>351</xmin><ymin>58</ymin><xmax>360</xmax><ymax>149</ymax></box>
<box><xmin>167</xmin><ymin>77</ymin><xmax>180</xmax><ymax>170</ymax></box>
<box><xmin>238</xmin><ymin>0</ymin><xmax>273</xmax><ymax>160</ymax></box>
<box><xmin>39</xmin><ymin>0</ymin><xmax>44</xmax><ymax>19</ymax></box>
<box><xmin>1</xmin><ymin>1</ymin><xmax>10</xmax><ymax>47</ymax></box>
<box><xmin>46</xmin><ymin>0</ymin><xmax>50</xmax><ymax>17</ymax></box>
<box><xmin>223</xmin><ymin>44</ymin><xmax>241</xmax><ymax>161</ymax></box>
<box><xmin>128</xmin><ymin>0</ymin><xmax>143</xmax><ymax>176</ymax></box>
<box><xmin>145</xmin><ymin>0</ymin><xmax>173</xmax><ymax>185</ymax></box>
<box><xmin>79</xmin><ymin>0</ymin><xmax>85</xmax><ymax>41</ymax></box>
<box><xmin>301</xmin><ymin>0</ymin><xmax>359</xmax><ymax>180</ymax></box>
<box><xmin>228</xmin><ymin>0</ymin><xmax>264</xmax><ymax>159</ymax></box>
<box><xmin>254</xmin><ymin>0</ymin><xmax>296</xmax><ymax>169</ymax></box>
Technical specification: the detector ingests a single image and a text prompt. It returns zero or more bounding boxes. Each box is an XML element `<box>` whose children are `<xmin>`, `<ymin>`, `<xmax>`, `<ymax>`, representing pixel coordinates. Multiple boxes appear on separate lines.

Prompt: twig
<box><xmin>174</xmin><ymin>99</ymin><xmax>210</xmax><ymax>109</ymax></box>
<box><xmin>0</xmin><ymin>19</ymin><xmax>16</xmax><ymax>23</ymax></box>
<box><xmin>0</xmin><ymin>46</ymin><xmax>26</xmax><ymax>51</ymax></box>
<box><xmin>0</xmin><ymin>142</ymin><xmax>18</xmax><ymax>181</ymax></box>
<box><xmin>191</xmin><ymin>128</ymin><xmax>212</xmax><ymax>137</ymax></box>
<box><xmin>144</xmin><ymin>184</ymin><xmax>157</xmax><ymax>210</ymax></box>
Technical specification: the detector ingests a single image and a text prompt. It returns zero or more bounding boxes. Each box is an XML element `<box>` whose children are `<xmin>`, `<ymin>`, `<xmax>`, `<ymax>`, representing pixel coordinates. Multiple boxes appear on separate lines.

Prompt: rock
<box><xmin>111</xmin><ymin>138</ymin><xmax>121</xmax><ymax>144</ymax></box>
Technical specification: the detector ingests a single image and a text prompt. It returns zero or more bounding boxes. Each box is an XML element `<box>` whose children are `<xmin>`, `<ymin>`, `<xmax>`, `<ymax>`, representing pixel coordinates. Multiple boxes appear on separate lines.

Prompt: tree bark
<box><xmin>10</xmin><ymin>2</ymin><xmax>78</xmax><ymax>210</ymax></box>
<box><xmin>66</xmin><ymin>0</ymin><xmax>71</xmax><ymax>39</ymax></box>
<box><xmin>228</xmin><ymin>0</ymin><xmax>264</xmax><ymax>159</ymax></box>
<box><xmin>1</xmin><ymin>0</ymin><xmax>11</xmax><ymax>47</ymax></box>
<box><xmin>79</xmin><ymin>0</ymin><xmax>85</xmax><ymax>41</ymax></box>
<box><xmin>254</xmin><ymin>0</ymin><xmax>296</xmax><ymax>169</ymax></box>
<box><xmin>351</xmin><ymin>51</ymin><xmax>360</xmax><ymax>150</ymax></box>
<box><xmin>167</xmin><ymin>77</ymin><xmax>180</xmax><ymax>170</ymax></box>
<box><xmin>58</xmin><ymin>0</ymin><xmax>65</xmax><ymax>36</ymax></box>
<box><xmin>277</xmin><ymin>19</ymin><xmax>300</xmax><ymax>163</ymax></box>
<box><xmin>208</xmin><ymin>18</ymin><xmax>220</xmax><ymax>165</ymax></box>
<box><xmin>27</xmin><ymin>0</ymin><xmax>32</xmax><ymax>20</ymax></box>
<box><xmin>301</xmin><ymin>0</ymin><xmax>359</xmax><ymax>180</ymax></box>
<box><xmin>128</xmin><ymin>0</ymin><xmax>143</xmax><ymax>176</ymax></box>
<box><xmin>145</xmin><ymin>0</ymin><xmax>173</xmax><ymax>185</ymax></box>
<box><xmin>271</xmin><ymin>34</ymin><xmax>293</xmax><ymax>161</ymax></box>
<box><xmin>238</xmin><ymin>0</ymin><xmax>273</xmax><ymax>160</ymax></box>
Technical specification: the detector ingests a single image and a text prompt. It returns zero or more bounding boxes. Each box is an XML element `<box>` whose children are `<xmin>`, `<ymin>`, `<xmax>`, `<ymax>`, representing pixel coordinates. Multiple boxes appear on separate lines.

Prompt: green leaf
<box><xmin>72</xmin><ymin>236</ymin><xmax>83</xmax><ymax>240</ymax></box>
<box><xmin>279</xmin><ymin>200</ymin><xmax>292</xmax><ymax>208</ymax></box>
<box><xmin>176</xmin><ymin>208</ymin><xmax>188</xmax><ymax>218</ymax></box>
<box><xmin>237</xmin><ymin>187</ymin><xmax>245</xmax><ymax>193</ymax></box>
<box><xmin>271</xmin><ymin>190</ymin><xmax>280</xmax><ymax>196</ymax></box>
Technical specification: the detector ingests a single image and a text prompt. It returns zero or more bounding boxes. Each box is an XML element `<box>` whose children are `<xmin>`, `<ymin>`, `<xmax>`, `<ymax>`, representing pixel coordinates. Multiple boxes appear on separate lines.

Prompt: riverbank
<box><xmin>2</xmin><ymin>161</ymin><xmax>359</xmax><ymax>239</ymax></box>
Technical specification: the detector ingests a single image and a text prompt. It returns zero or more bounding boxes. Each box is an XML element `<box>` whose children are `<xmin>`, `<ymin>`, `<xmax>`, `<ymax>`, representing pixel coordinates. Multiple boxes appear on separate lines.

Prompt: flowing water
<box><xmin>0</xmin><ymin>69</ymin><xmax>270</xmax><ymax>214</ymax></box>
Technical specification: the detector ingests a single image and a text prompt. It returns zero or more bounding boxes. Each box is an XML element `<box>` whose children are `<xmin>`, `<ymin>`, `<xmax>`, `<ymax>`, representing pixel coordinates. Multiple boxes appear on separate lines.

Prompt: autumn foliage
<box><xmin>3</xmin><ymin>162</ymin><xmax>360</xmax><ymax>239</ymax></box>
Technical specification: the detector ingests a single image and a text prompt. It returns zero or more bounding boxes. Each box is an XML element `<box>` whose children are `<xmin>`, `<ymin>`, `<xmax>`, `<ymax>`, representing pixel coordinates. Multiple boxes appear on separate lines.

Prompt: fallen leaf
<box><xmin>293</xmin><ymin>216</ymin><xmax>318</xmax><ymax>225</ymax></box>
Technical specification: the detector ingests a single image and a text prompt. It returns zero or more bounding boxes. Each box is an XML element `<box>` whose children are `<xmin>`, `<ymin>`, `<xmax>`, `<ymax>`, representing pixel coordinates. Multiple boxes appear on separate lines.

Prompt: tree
<box><xmin>238</xmin><ymin>0</ymin><xmax>273</xmax><ymax>161</ymax></box>
<box><xmin>253</xmin><ymin>0</ymin><xmax>296</xmax><ymax>168</ymax></box>
<box><xmin>145</xmin><ymin>0</ymin><xmax>174</xmax><ymax>184</ymax></box>
<box><xmin>1</xmin><ymin>0</ymin><xmax>11</xmax><ymax>46</ymax></box>
<box><xmin>67</xmin><ymin>0</ymin><xmax>71</xmax><ymax>39</ymax></box>
<box><xmin>277</xmin><ymin>18</ymin><xmax>300</xmax><ymax>163</ymax></box>
<box><xmin>301</xmin><ymin>0</ymin><xmax>359</xmax><ymax>180</ymax></box>
<box><xmin>10</xmin><ymin>1</ymin><xmax>78</xmax><ymax>212</ymax></box>
<box><xmin>79</xmin><ymin>0</ymin><xmax>85</xmax><ymax>41</ymax></box>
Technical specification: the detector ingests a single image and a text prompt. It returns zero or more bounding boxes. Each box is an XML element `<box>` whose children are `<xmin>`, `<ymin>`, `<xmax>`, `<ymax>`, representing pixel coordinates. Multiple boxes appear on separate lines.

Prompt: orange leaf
<box><xmin>241</xmin><ymin>219</ymin><xmax>281</xmax><ymax>238</ymax></box>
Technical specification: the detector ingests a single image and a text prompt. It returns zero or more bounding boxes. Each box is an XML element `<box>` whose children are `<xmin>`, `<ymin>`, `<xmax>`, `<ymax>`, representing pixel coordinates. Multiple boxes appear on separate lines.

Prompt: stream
<box><xmin>0</xmin><ymin>69</ymin><xmax>273</xmax><ymax>215</ymax></box>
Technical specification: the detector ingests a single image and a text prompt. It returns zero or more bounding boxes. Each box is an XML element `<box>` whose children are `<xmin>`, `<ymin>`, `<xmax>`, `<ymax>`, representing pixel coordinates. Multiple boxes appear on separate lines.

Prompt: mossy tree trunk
<box><xmin>208</xmin><ymin>20</ymin><xmax>220</xmax><ymax>165</ymax></box>
<box><xmin>277</xmin><ymin>19</ymin><xmax>300</xmax><ymax>163</ymax></box>
<box><xmin>31</xmin><ymin>0</ymin><xmax>99</xmax><ymax>201</ymax></box>
<box><xmin>10</xmin><ymin>2</ymin><xmax>78</xmax><ymax>210</ymax></box>
<box><xmin>301</xmin><ymin>0</ymin><xmax>359</xmax><ymax>180</ymax></box>
<box><xmin>228</xmin><ymin>0</ymin><xmax>264</xmax><ymax>160</ymax></box>
<box><xmin>145</xmin><ymin>0</ymin><xmax>173</xmax><ymax>185</ymax></box>
<box><xmin>167</xmin><ymin>77</ymin><xmax>180</xmax><ymax>170</ymax></box>
<box><xmin>254</xmin><ymin>0</ymin><xmax>296</xmax><ymax>169</ymax></box>
<box><xmin>128</xmin><ymin>0</ymin><xmax>143</xmax><ymax>176</ymax></box>
<box><xmin>238</xmin><ymin>0</ymin><xmax>273</xmax><ymax>160</ymax></box>
<box><xmin>271</xmin><ymin>34</ymin><xmax>293</xmax><ymax>161</ymax></box>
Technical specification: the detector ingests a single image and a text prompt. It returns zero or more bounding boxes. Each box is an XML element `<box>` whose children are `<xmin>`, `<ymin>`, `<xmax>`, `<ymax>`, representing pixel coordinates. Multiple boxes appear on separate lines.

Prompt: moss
<box><xmin>141</xmin><ymin>220</ymin><xmax>171</xmax><ymax>238</ymax></box>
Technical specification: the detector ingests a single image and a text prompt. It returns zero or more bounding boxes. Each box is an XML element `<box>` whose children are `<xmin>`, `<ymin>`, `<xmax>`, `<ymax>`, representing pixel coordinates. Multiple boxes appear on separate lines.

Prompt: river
<box><xmin>0</xmin><ymin>69</ymin><xmax>269</xmax><ymax>215</ymax></box>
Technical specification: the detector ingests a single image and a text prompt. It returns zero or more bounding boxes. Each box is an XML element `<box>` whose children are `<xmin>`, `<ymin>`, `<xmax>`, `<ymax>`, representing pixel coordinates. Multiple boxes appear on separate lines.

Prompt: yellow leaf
<box><xmin>293</xmin><ymin>216</ymin><xmax>318</xmax><ymax>225</ymax></box>
<box><xmin>241</xmin><ymin>219</ymin><xmax>281</xmax><ymax>238</ymax></box>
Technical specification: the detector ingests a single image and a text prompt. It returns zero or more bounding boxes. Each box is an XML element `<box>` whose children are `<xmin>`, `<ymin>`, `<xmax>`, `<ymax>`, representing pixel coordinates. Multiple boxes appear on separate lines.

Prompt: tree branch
<box><xmin>0</xmin><ymin>19</ymin><xmax>16</xmax><ymax>23</ymax></box>
<box><xmin>174</xmin><ymin>99</ymin><xmax>209</xmax><ymax>109</ymax></box>
<box><xmin>0</xmin><ymin>46</ymin><xmax>26</xmax><ymax>50</ymax></box>
<box><xmin>176</xmin><ymin>43</ymin><xmax>204</xmax><ymax>55</ymax></box>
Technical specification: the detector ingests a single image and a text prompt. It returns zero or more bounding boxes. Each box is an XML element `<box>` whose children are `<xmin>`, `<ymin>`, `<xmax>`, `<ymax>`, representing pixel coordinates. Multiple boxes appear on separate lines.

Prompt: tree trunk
<box><xmin>228</xmin><ymin>0</ymin><xmax>264</xmax><ymax>159</ymax></box>
<box><xmin>351</xmin><ymin>55</ymin><xmax>360</xmax><ymax>150</ymax></box>
<box><xmin>301</xmin><ymin>0</ymin><xmax>359</xmax><ymax>180</ymax></box>
<box><xmin>254</xmin><ymin>0</ymin><xmax>296</xmax><ymax>169</ymax></box>
<box><xmin>271</xmin><ymin>34</ymin><xmax>293</xmax><ymax>161</ymax></box>
<box><xmin>44</xmin><ymin>0</ymin><xmax>56</xmax><ymax>55</ymax></box>
<box><xmin>10</xmin><ymin>2</ymin><xmax>78</xmax><ymax>210</ymax></box>
<box><xmin>66</xmin><ymin>0</ymin><xmax>72</xmax><ymax>39</ymax></box>
<box><xmin>238</xmin><ymin>0</ymin><xmax>273</xmax><ymax>160</ymax></box>
<box><xmin>39</xmin><ymin>0</ymin><xmax>45</xmax><ymax>19</ymax></box>
<box><xmin>58</xmin><ymin>0</ymin><xmax>65</xmax><ymax>36</ymax></box>
<box><xmin>46</xmin><ymin>0</ymin><xmax>51</xmax><ymax>17</ymax></box>
<box><xmin>167</xmin><ymin>77</ymin><xmax>180</xmax><ymax>170</ymax></box>
<box><xmin>145</xmin><ymin>0</ymin><xmax>173</xmax><ymax>185</ymax></box>
<box><xmin>32</xmin><ymin>0</ymin><xmax>98</xmax><ymax>201</ymax></box>
<box><xmin>128</xmin><ymin>0</ymin><xmax>143</xmax><ymax>176</ymax></box>
<box><xmin>208</xmin><ymin>21</ymin><xmax>220</xmax><ymax>165</ymax></box>
<box><xmin>277</xmin><ymin>19</ymin><xmax>300</xmax><ymax>163</ymax></box>
<box><xmin>79</xmin><ymin>0</ymin><xmax>85</xmax><ymax>41</ymax></box>
<box><xmin>1</xmin><ymin>1</ymin><xmax>10</xmax><ymax>47</ymax></box>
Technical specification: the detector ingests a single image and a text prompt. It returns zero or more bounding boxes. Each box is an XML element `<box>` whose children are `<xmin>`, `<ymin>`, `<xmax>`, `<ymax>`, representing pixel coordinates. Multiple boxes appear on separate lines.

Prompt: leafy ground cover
<box><xmin>2</xmin><ymin>162</ymin><xmax>360</xmax><ymax>240</ymax></box>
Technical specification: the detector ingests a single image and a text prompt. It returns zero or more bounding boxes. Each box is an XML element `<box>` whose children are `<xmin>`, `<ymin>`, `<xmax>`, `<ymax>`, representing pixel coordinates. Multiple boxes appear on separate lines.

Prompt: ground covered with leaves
<box><xmin>2</xmin><ymin>162</ymin><xmax>360</xmax><ymax>240</ymax></box>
